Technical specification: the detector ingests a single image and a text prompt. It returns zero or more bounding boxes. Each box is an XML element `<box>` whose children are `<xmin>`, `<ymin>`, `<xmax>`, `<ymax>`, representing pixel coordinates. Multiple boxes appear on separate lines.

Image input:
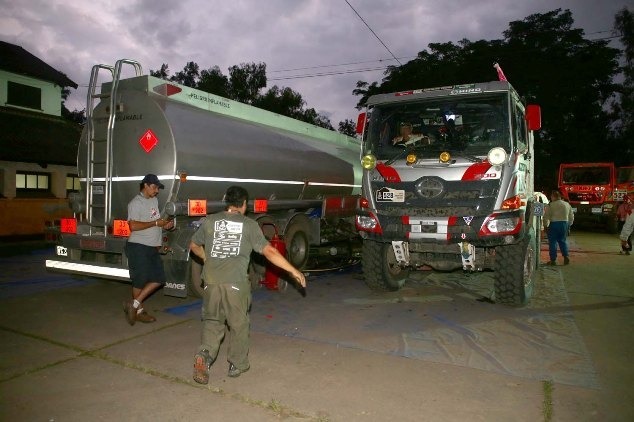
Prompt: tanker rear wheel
<box><xmin>189</xmin><ymin>256</ymin><xmax>205</xmax><ymax>298</ymax></box>
<box><xmin>284</xmin><ymin>218</ymin><xmax>310</xmax><ymax>269</ymax></box>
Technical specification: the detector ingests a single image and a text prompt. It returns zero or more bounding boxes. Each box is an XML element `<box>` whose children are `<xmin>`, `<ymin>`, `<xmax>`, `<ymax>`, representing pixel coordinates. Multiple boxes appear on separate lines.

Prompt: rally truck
<box><xmin>45</xmin><ymin>59</ymin><xmax>362</xmax><ymax>297</ymax></box>
<box><xmin>557</xmin><ymin>162</ymin><xmax>619</xmax><ymax>233</ymax></box>
<box><xmin>355</xmin><ymin>81</ymin><xmax>542</xmax><ymax>306</ymax></box>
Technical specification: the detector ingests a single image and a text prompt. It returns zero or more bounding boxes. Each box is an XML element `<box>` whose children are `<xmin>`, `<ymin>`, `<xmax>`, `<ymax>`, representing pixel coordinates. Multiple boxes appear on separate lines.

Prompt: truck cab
<box><xmin>355</xmin><ymin>81</ymin><xmax>541</xmax><ymax>306</ymax></box>
<box><xmin>558</xmin><ymin>162</ymin><xmax>617</xmax><ymax>232</ymax></box>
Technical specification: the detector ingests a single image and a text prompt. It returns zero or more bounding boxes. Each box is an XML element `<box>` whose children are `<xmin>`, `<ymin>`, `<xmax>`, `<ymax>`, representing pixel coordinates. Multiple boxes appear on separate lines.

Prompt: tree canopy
<box><xmin>353</xmin><ymin>8</ymin><xmax>630</xmax><ymax>190</ymax></box>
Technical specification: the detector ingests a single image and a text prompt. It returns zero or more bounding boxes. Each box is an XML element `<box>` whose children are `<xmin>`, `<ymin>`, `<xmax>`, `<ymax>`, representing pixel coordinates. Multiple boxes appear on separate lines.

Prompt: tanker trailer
<box><xmin>45</xmin><ymin>59</ymin><xmax>362</xmax><ymax>297</ymax></box>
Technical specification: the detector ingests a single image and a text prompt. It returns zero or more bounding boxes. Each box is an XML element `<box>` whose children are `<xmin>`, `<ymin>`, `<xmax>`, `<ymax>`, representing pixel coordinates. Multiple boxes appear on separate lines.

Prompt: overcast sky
<box><xmin>0</xmin><ymin>0</ymin><xmax>629</xmax><ymax>126</ymax></box>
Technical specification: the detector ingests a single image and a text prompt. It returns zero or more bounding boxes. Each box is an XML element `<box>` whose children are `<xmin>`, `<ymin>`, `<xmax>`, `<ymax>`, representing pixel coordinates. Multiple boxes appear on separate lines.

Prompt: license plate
<box><xmin>591</xmin><ymin>207</ymin><xmax>602</xmax><ymax>214</ymax></box>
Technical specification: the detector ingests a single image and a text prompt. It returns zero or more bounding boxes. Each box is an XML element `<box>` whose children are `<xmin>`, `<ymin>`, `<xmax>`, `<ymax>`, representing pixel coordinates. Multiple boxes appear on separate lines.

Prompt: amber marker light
<box><xmin>361</xmin><ymin>154</ymin><xmax>377</xmax><ymax>170</ymax></box>
<box><xmin>439</xmin><ymin>151</ymin><xmax>451</xmax><ymax>163</ymax></box>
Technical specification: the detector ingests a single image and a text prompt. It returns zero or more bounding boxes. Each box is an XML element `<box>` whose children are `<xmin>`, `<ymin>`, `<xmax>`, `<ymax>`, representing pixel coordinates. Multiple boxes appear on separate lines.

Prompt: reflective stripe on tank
<box><xmin>81</xmin><ymin>175</ymin><xmax>360</xmax><ymax>189</ymax></box>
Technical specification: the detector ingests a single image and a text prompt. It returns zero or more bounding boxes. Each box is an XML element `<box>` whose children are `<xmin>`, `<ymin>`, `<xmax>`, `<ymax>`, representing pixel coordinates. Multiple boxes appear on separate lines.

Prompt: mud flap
<box><xmin>163</xmin><ymin>259</ymin><xmax>189</xmax><ymax>298</ymax></box>
<box><xmin>391</xmin><ymin>241</ymin><xmax>410</xmax><ymax>265</ymax></box>
<box><xmin>459</xmin><ymin>242</ymin><xmax>476</xmax><ymax>270</ymax></box>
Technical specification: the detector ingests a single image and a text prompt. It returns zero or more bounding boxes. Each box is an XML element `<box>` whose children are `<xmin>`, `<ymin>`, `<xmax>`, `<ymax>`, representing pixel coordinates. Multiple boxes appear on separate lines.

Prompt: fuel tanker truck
<box><xmin>354</xmin><ymin>78</ymin><xmax>542</xmax><ymax>306</ymax></box>
<box><xmin>45</xmin><ymin>59</ymin><xmax>362</xmax><ymax>297</ymax></box>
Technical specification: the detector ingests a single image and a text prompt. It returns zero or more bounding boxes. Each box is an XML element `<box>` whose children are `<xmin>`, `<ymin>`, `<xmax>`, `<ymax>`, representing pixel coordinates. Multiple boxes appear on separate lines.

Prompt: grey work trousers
<box><xmin>200</xmin><ymin>282</ymin><xmax>251</xmax><ymax>370</ymax></box>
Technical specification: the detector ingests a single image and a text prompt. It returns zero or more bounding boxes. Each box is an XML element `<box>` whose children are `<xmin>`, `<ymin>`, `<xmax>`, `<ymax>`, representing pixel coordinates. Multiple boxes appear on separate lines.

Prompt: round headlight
<box><xmin>439</xmin><ymin>151</ymin><xmax>451</xmax><ymax>163</ymax></box>
<box><xmin>361</xmin><ymin>154</ymin><xmax>377</xmax><ymax>170</ymax></box>
<box><xmin>406</xmin><ymin>153</ymin><xmax>417</xmax><ymax>165</ymax></box>
<box><xmin>487</xmin><ymin>147</ymin><xmax>507</xmax><ymax>166</ymax></box>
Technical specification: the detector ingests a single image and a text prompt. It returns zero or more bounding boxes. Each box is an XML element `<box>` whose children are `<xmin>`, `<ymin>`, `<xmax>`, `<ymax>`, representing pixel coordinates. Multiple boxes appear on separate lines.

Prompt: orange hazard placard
<box><xmin>188</xmin><ymin>199</ymin><xmax>207</xmax><ymax>216</ymax></box>
<box><xmin>112</xmin><ymin>220</ymin><xmax>131</xmax><ymax>237</ymax></box>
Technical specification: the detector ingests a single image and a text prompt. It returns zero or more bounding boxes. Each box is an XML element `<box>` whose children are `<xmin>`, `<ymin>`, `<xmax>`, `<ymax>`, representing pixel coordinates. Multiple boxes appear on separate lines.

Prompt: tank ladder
<box><xmin>84</xmin><ymin>59</ymin><xmax>142</xmax><ymax>232</ymax></box>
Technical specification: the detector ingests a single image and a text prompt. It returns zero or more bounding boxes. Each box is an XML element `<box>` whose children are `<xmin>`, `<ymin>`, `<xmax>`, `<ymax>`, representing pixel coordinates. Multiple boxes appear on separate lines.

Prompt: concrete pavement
<box><xmin>0</xmin><ymin>230</ymin><xmax>632</xmax><ymax>421</ymax></box>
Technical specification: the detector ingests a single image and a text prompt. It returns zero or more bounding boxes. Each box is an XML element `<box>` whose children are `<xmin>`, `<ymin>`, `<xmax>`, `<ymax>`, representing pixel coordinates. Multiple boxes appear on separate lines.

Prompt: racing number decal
<box><xmin>376</xmin><ymin>187</ymin><xmax>405</xmax><ymax>202</ymax></box>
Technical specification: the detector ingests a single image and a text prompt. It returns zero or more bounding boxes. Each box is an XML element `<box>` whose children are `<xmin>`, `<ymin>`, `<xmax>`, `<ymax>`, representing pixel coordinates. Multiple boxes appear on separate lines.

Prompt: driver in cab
<box><xmin>392</xmin><ymin>122</ymin><xmax>433</xmax><ymax>146</ymax></box>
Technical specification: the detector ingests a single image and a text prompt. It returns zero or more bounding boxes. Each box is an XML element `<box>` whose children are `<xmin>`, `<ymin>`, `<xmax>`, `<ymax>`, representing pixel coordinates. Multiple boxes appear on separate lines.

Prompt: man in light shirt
<box><xmin>619</xmin><ymin>211</ymin><xmax>633</xmax><ymax>256</ymax></box>
<box><xmin>543</xmin><ymin>190</ymin><xmax>574</xmax><ymax>265</ymax></box>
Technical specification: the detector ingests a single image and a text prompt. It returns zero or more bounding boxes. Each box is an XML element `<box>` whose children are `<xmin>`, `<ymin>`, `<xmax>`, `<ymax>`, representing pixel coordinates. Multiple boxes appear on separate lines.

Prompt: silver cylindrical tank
<box><xmin>77</xmin><ymin>76</ymin><xmax>361</xmax><ymax>222</ymax></box>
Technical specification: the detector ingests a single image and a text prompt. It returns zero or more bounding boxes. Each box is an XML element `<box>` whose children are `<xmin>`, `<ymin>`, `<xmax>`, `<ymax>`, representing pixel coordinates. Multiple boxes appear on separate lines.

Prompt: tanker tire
<box><xmin>362</xmin><ymin>240</ymin><xmax>408</xmax><ymax>291</ymax></box>
<box><xmin>189</xmin><ymin>257</ymin><xmax>205</xmax><ymax>298</ymax></box>
<box><xmin>493</xmin><ymin>229</ymin><xmax>536</xmax><ymax>306</ymax></box>
<box><xmin>284</xmin><ymin>221</ymin><xmax>309</xmax><ymax>269</ymax></box>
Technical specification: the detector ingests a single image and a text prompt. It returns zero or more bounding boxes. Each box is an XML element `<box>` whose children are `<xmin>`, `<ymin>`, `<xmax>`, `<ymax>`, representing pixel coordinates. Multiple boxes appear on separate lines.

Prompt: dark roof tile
<box><xmin>0</xmin><ymin>40</ymin><xmax>77</xmax><ymax>88</ymax></box>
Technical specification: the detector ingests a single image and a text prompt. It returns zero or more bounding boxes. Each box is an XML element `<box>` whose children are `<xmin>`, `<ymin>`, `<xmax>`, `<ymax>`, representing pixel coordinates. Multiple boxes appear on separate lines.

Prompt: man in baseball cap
<box><xmin>122</xmin><ymin>173</ymin><xmax>172</xmax><ymax>325</ymax></box>
<box><xmin>141</xmin><ymin>173</ymin><xmax>164</xmax><ymax>189</ymax></box>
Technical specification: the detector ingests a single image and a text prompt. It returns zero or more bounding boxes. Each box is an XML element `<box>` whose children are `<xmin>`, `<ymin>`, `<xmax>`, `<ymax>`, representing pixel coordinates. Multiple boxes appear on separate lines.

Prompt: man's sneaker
<box><xmin>136</xmin><ymin>310</ymin><xmax>156</xmax><ymax>323</ymax></box>
<box><xmin>564</xmin><ymin>256</ymin><xmax>570</xmax><ymax>265</ymax></box>
<box><xmin>228</xmin><ymin>363</ymin><xmax>249</xmax><ymax>378</ymax></box>
<box><xmin>193</xmin><ymin>350</ymin><xmax>213</xmax><ymax>384</ymax></box>
<box><xmin>122</xmin><ymin>300</ymin><xmax>136</xmax><ymax>326</ymax></box>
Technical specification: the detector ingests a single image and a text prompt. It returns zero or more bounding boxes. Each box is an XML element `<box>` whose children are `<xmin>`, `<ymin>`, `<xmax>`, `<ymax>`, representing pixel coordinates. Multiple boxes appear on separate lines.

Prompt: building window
<box><xmin>7</xmin><ymin>81</ymin><xmax>42</xmax><ymax>110</ymax></box>
<box><xmin>66</xmin><ymin>174</ymin><xmax>80</xmax><ymax>194</ymax></box>
<box><xmin>16</xmin><ymin>171</ymin><xmax>50</xmax><ymax>196</ymax></box>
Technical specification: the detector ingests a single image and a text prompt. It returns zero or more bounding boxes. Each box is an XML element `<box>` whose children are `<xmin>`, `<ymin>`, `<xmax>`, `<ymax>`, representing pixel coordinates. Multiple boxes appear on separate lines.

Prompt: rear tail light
<box><xmin>60</xmin><ymin>218</ymin><xmax>77</xmax><ymax>234</ymax></box>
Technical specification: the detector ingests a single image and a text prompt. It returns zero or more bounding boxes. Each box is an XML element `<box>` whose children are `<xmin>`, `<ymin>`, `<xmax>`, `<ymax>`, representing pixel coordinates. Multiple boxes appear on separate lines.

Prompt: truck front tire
<box><xmin>362</xmin><ymin>240</ymin><xmax>408</xmax><ymax>291</ymax></box>
<box><xmin>493</xmin><ymin>229</ymin><xmax>536</xmax><ymax>306</ymax></box>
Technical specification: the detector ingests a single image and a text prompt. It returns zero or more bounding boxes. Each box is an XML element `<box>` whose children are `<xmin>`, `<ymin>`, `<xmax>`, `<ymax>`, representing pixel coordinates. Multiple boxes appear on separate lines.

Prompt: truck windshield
<box><xmin>364</xmin><ymin>94</ymin><xmax>510</xmax><ymax>160</ymax></box>
<box><xmin>561</xmin><ymin>167</ymin><xmax>611</xmax><ymax>184</ymax></box>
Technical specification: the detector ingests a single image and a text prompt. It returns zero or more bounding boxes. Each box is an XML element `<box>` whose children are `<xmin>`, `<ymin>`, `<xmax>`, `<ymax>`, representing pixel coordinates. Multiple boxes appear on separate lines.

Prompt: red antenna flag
<box><xmin>493</xmin><ymin>62</ymin><xmax>507</xmax><ymax>82</ymax></box>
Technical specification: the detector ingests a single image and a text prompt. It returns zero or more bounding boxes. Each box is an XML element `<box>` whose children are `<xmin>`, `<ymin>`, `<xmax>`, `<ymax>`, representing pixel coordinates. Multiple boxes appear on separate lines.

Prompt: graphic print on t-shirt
<box><xmin>211</xmin><ymin>219</ymin><xmax>243</xmax><ymax>258</ymax></box>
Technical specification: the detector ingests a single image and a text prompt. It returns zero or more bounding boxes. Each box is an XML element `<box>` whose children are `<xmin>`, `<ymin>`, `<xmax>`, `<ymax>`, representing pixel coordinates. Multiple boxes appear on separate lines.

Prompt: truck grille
<box><xmin>382</xmin><ymin>206</ymin><xmax>479</xmax><ymax>217</ymax></box>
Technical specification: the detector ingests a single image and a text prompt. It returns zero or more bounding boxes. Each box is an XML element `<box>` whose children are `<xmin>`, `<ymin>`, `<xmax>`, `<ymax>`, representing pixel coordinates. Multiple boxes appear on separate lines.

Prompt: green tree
<box><xmin>338</xmin><ymin>119</ymin><xmax>357</xmax><ymax>137</ymax></box>
<box><xmin>253</xmin><ymin>85</ymin><xmax>305</xmax><ymax>118</ymax></box>
<box><xmin>198</xmin><ymin>66</ymin><xmax>230</xmax><ymax>98</ymax></box>
<box><xmin>228</xmin><ymin>62</ymin><xmax>267</xmax><ymax>105</ymax></box>
<box><xmin>150</xmin><ymin>64</ymin><xmax>170</xmax><ymax>79</ymax></box>
<box><xmin>611</xmin><ymin>7</ymin><xmax>633</xmax><ymax>165</ymax></box>
<box><xmin>171</xmin><ymin>61</ymin><xmax>200</xmax><ymax>87</ymax></box>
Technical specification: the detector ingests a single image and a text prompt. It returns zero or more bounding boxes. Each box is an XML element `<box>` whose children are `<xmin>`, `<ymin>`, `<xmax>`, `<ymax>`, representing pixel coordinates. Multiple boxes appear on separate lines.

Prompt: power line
<box><xmin>344</xmin><ymin>0</ymin><xmax>402</xmax><ymax>66</ymax></box>
<box><xmin>269</xmin><ymin>65</ymin><xmax>389</xmax><ymax>81</ymax></box>
<box><xmin>269</xmin><ymin>55</ymin><xmax>415</xmax><ymax>73</ymax></box>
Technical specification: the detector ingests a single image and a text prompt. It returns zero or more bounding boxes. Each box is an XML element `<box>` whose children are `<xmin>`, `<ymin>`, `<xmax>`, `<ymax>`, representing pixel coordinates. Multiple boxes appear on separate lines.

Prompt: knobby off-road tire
<box><xmin>494</xmin><ymin>229</ymin><xmax>537</xmax><ymax>306</ymax></box>
<box><xmin>362</xmin><ymin>240</ymin><xmax>409</xmax><ymax>291</ymax></box>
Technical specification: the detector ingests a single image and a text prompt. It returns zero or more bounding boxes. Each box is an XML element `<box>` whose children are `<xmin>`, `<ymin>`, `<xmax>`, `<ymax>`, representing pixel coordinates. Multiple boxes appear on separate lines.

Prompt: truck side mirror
<box><xmin>356</xmin><ymin>112</ymin><xmax>367</xmax><ymax>134</ymax></box>
<box><xmin>525</xmin><ymin>105</ymin><xmax>541</xmax><ymax>131</ymax></box>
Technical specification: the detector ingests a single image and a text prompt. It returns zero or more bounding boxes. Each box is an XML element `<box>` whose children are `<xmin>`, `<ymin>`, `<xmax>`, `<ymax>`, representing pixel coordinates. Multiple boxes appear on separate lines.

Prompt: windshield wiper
<box><xmin>385</xmin><ymin>147</ymin><xmax>410</xmax><ymax>166</ymax></box>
